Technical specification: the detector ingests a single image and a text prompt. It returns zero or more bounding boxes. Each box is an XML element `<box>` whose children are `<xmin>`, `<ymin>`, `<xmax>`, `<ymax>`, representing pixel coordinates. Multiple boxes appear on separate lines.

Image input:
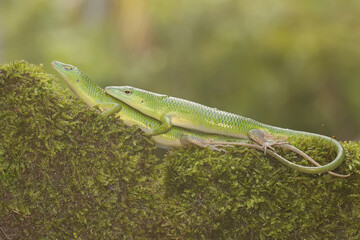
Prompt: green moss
<box><xmin>162</xmin><ymin>139</ymin><xmax>360</xmax><ymax>239</ymax></box>
<box><xmin>0</xmin><ymin>61</ymin><xmax>163</xmax><ymax>239</ymax></box>
<box><xmin>1</xmin><ymin>61</ymin><xmax>360</xmax><ymax>239</ymax></box>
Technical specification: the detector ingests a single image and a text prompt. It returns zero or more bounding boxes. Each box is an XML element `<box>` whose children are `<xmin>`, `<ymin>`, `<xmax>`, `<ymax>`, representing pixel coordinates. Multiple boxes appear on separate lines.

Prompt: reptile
<box><xmin>51</xmin><ymin>61</ymin><xmax>348</xmax><ymax>177</ymax></box>
<box><xmin>51</xmin><ymin>61</ymin><xmax>256</xmax><ymax>151</ymax></box>
<box><xmin>104</xmin><ymin>86</ymin><xmax>346</xmax><ymax>175</ymax></box>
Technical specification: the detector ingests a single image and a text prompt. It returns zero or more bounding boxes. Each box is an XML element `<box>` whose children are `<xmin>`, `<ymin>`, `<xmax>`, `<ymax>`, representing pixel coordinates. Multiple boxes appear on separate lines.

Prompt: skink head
<box><xmin>105</xmin><ymin>86</ymin><xmax>167</xmax><ymax>116</ymax></box>
<box><xmin>51</xmin><ymin>61</ymin><xmax>83</xmax><ymax>83</ymax></box>
<box><xmin>105</xmin><ymin>86</ymin><xmax>136</xmax><ymax>102</ymax></box>
<box><xmin>51</xmin><ymin>60</ymin><xmax>92</xmax><ymax>90</ymax></box>
<box><xmin>51</xmin><ymin>61</ymin><xmax>99</xmax><ymax>107</ymax></box>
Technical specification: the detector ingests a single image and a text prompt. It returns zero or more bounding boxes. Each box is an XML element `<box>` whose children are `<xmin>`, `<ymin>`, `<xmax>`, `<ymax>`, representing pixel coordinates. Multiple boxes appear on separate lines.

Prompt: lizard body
<box><xmin>105</xmin><ymin>86</ymin><xmax>346</xmax><ymax>174</ymax></box>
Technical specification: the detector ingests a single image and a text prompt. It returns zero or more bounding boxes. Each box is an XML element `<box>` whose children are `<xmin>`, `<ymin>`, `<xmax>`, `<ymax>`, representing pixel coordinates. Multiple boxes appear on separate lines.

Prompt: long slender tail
<box><xmin>274</xmin><ymin>129</ymin><xmax>346</xmax><ymax>174</ymax></box>
<box><xmin>260</xmin><ymin>122</ymin><xmax>346</xmax><ymax>174</ymax></box>
<box><xmin>296</xmin><ymin>132</ymin><xmax>345</xmax><ymax>174</ymax></box>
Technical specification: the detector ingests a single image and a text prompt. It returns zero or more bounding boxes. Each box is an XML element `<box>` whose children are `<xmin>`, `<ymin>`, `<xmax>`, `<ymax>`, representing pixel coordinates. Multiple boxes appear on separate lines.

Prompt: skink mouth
<box><xmin>104</xmin><ymin>86</ymin><xmax>114</xmax><ymax>94</ymax></box>
<box><xmin>51</xmin><ymin>61</ymin><xmax>67</xmax><ymax>69</ymax></box>
<box><xmin>51</xmin><ymin>61</ymin><xmax>62</xmax><ymax>72</ymax></box>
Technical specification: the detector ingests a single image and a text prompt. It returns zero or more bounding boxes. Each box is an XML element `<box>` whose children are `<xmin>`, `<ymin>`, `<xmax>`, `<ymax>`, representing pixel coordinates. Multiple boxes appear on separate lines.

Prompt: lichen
<box><xmin>0</xmin><ymin>61</ymin><xmax>359</xmax><ymax>239</ymax></box>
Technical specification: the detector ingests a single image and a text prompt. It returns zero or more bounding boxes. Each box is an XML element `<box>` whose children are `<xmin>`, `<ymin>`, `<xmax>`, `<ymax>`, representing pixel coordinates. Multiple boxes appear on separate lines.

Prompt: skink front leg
<box><xmin>145</xmin><ymin>114</ymin><xmax>172</xmax><ymax>136</ymax></box>
<box><xmin>94</xmin><ymin>102</ymin><xmax>122</xmax><ymax>116</ymax></box>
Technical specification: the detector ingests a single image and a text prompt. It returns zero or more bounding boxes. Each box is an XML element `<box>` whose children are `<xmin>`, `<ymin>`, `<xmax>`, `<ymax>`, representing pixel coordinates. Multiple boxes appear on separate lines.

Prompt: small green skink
<box><xmin>104</xmin><ymin>86</ymin><xmax>346</xmax><ymax>174</ymax></box>
<box><xmin>51</xmin><ymin>61</ymin><xmax>347</xmax><ymax>176</ymax></box>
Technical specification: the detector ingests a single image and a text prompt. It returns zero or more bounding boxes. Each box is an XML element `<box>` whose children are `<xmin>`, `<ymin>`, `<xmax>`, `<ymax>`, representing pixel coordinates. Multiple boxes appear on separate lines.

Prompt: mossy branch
<box><xmin>0</xmin><ymin>61</ymin><xmax>359</xmax><ymax>239</ymax></box>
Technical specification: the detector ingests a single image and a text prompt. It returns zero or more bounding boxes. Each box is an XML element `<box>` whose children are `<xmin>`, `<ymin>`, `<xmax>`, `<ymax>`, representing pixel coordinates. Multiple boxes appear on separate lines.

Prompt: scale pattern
<box><xmin>106</xmin><ymin>86</ymin><xmax>346</xmax><ymax>174</ymax></box>
<box><xmin>52</xmin><ymin>61</ymin><xmax>345</xmax><ymax>174</ymax></box>
<box><xmin>127</xmin><ymin>88</ymin><xmax>292</xmax><ymax>138</ymax></box>
<box><xmin>54</xmin><ymin>63</ymin><xmax>248</xmax><ymax>147</ymax></box>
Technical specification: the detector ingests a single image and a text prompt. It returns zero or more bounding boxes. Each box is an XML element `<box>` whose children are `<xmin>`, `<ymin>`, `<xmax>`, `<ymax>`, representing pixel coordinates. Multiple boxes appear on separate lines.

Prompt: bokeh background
<box><xmin>1</xmin><ymin>0</ymin><xmax>359</xmax><ymax>140</ymax></box>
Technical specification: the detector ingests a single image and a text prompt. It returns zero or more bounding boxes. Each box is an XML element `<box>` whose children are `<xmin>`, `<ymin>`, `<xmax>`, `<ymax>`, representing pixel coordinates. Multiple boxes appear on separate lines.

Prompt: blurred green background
<box><xmin>1</xmin><ymin>0</ymin><xmax>359</xmax><ymax>140</ymax></box>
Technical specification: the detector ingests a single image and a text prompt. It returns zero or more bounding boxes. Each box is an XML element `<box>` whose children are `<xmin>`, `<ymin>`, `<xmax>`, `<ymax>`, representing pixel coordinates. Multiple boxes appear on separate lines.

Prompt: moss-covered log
<box><xmin>0</xmin><ymin>61</ymin><xmax>359</xmax><ymax>239</ymax></box>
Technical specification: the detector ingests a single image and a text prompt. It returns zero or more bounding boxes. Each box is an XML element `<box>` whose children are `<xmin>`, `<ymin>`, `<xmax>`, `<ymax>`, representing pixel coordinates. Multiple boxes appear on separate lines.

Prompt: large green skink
<box><xmin>51</xmin><ymin>61</ymin><xmax>264</xmax><ymax>150</ymax></box>
<box><xmin>104</xmin><ymin>86</ymin><xmax>346</xmax><ymax>174</ymax></box>
<box><xmin>51</xmin><ymin>61</ymin><xmax>347</xmax><ymax>176</ymax></box>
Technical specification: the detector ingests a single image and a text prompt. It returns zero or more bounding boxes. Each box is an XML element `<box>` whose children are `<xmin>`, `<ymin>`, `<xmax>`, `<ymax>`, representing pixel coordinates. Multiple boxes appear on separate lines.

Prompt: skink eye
<box><xmin>64</xmin><ymin>65</ymin><xmax>73</xmax><ymax>71</ymax></box>
<box><xmin>124</xmin><ymin>90</ymin><xmax>132</xmax><ymax>95</ymax></box>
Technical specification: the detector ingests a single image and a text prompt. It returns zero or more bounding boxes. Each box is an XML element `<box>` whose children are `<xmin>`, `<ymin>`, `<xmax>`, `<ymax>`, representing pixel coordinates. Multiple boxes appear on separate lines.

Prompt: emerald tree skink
<box><xmin>51</xmin><ymin>61</ymin><xmax>258</xmax><ymax>150</ymax></box>
<box><xmin>104</xmin><ymin>86</ymin><xmax>346</xmax><ymax>174</ymax></box>
<box><xmin>51</xmin><ymin>61</ymin><xmax>348</xmax><ymax>176</ymax></box>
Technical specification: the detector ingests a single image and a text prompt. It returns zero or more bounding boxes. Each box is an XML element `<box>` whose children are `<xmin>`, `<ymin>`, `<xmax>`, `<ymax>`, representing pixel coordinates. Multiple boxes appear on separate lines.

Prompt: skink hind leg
<box><xmin>180</xmin><ymin>135</ymin><xmax>228</xmax><ymax>152</ymax></box>
<box><xmin>94</xmin><ymin>102</ymin><xmax>122</xmax><ymax>116</ymax></box>
<box><xmin>247</xmin><ymin>129</ymin><xmax>288</xmax><ymax>154</ymax></box>
<box><xmin>181</xmin><ymin>135</ymin><xmax>259</xmax><ymax>152</ymax></box>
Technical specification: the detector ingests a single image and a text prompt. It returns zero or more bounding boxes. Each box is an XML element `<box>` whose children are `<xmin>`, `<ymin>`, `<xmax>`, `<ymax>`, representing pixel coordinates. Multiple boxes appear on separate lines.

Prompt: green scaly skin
<box><xmin>51</xmin><ymin>61</ymin><xmax>250</xmax><ymax>150</ymax></box>
<box><xmin>104</xmin><ymin>86</ymin><xmax>346</xmax><ymax>174</ymax></box>
<box><xmin>52</xmin><ymin>61</ymin><xmax>348</xmax><ymax>176</ymax></box>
